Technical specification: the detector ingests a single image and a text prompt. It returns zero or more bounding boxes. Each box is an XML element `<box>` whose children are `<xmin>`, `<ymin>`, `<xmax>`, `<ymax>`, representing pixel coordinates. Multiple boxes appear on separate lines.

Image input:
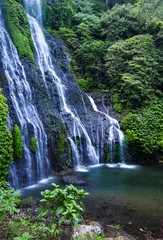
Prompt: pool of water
<box><xmin>20</xmin><ymin>164</ymin><xmax>163</xmax><ymax>239</ymax></box>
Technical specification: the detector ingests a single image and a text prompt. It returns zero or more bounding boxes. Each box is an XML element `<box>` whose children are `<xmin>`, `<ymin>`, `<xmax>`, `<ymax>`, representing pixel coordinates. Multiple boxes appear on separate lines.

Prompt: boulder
<box><xmin>73</xmin><ymin>224</ymin><xmax>102</xmax><ymax>239</ymax></box>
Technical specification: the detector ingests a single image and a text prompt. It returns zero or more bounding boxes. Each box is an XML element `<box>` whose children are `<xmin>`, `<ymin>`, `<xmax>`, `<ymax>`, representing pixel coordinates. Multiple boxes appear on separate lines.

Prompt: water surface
<box><xmin>21</xmin><ymin>164</ymin><xmax>163</xmax><ymax>239</ymax></box>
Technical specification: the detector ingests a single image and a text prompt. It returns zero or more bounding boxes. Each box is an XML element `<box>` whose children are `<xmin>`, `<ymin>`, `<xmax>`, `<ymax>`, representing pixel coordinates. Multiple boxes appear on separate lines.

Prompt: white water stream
<box><xmin>24</xmin><ymin>0</ymin><xmax>99</xmax><ymax>168</ymax></box>
<box><xmin>0</xmin><ymin>4</ymin><xmax>50</xmax><ymax>188</ymax></box>
<box><xmin>87</xmin><ymin>95</ymin><xmax>124</xmax><ymax>162</ymax></box>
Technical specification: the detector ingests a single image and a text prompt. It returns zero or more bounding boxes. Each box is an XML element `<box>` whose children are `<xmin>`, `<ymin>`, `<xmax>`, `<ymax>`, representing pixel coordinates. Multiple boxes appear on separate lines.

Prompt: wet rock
<box><xmin>58</xmin><ymin>168</ymin><xmax>73</xmax><ymax>176</ymax></box>
<box><xmin>62</xmin><ymin>175</ymin><xmax>86</xmax><ymax>185</ymax></box>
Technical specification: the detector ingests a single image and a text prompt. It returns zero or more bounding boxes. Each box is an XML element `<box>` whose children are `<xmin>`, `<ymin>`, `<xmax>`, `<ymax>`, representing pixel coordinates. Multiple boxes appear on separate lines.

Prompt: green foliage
<box><xmin>14</xmin><ymin>232</ymin><xmax>33</xmax><ymax>240</ymax></box>
<box><xmin>75</xmin><ymin>40</ymin><xmax>107</xmax><ymax>79</ymax></box>
<box><xmin>2</xmin><ymin>0</ymin><xmax>34</xmax><ymax>62</ymax></box>
<box><xmin>30</xmin><ymin>137</ymin><xmax>37</xmax><ymax>153</ymax></box>
<box><xmin>54</xmin><ymin>27</ymin><xmax>78</xmax><ymax>51</ymax></box>
<box><xmin>100</xmin><ymin>4</ymin><xmax>142</xmax><ymax>44</ymax></box>
<box><xmin>39</xmin><ymin>184</ymin><xmax>88</xmax><ymax>234</ymax></box>
<box><xmin>120</xmin><ymin>98</ymin><xmax>163</xmax><ymax>159</ymax></box>
<box><xmin>112</xmin><ymin>93</ymin><xmax>123</xmax><ymax>113</ymax></box>
<box><xmin>0</xmin><ymin>89</ymin><xmax>13</xmax><ymax>182</ymax></box>
<box><xmin>44</xmin><ymin>0</ymin><xmax>77</xmax><ymax>30</ymax></box>
<box><xmin>0</xmin><ymin>182</ymin><xmax>20</xmax><ymax>220</ymax></box>
<box><xmin>13</xmin><ymin>124</ymin><xmax>23</xmax><ymax>161</ymax></box>
<box><xmin>76</xmin><ymin>77</ymin><xmax>93</xmax><ymax>92</ymax></box>
<box><xmin>105</xmin><ymin>34</ymin><xmax>162</xmax><ymax>107</ymax></box>
<box><xmin>133</xmin><ymin>0</ymin><xmax>163</xmax><ymax>33</ymax></box>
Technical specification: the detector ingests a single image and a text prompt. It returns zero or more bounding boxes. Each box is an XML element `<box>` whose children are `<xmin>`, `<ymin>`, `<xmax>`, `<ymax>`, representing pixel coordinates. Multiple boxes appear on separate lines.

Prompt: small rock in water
<box><xmin>58</xmin><ymin>168</ymin><xmax>73</xmax><ymax>176</ymax></box>
<box><xmin>62</xmin><ymin>175</ymin><xmax>86</xmax><ymax>185</ymax></box>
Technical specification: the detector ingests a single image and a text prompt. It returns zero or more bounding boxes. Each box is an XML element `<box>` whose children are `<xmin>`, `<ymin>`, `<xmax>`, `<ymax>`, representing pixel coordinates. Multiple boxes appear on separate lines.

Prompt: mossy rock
<box><xmin>2</xmin><ymin>0</ymin><xmax>34</xmax><ymax>62</ymax></box>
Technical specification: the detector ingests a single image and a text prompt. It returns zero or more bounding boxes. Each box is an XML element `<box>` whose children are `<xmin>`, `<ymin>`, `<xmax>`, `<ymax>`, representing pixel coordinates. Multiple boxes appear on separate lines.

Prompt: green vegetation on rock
<box><xmin>13</xmin><ymin>124</ymin><xmax>23</xmax><ymax>161</ymax></box>
<box><xmin>0</xmin><ymin>89</ymin><xmax>13</xmax><ymax>182</ymax></box>
<box><xmin>59</xmin><ymin>125</ymin><xmax>68</xmax><ymax>157</ymax></box>
<box><xmin>30</xmin><ymin>137</ymin><xmax>37</xmax><ymax>153</ymax></box>
<box><xmin>2</xmin><ymin>0</ymin><xmax>34</xmax><ymax>62</ymax></box>
<box><xmin>120</xmin><ymin>98</ymin><xmax>163</xmax><ymax>160</ymax></box>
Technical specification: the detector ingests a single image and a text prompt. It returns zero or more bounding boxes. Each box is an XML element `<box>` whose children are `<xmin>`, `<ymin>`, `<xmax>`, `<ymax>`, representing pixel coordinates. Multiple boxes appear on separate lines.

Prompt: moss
<box><xmin>0</xmin><ymin>89</ymin><xmax>13</xmax><ymax>181</ymax></box>
<box><xmin>59</xmin><ymin>125</ymin><xmax>68</xmax><ymax>157</ymax></box>
<box><xmin>76</xmin><ymin>139</ymin><xmax>80</xmax><ymax>146</ymax></box>
<box><xmin>12</xmin><ymin>124</ymin><xmax>23</xmax><ymax>161</ymax></box>
<box><xmin>1</xmin><ymin>76</ymin><xmax>4</xmax><ymax>85</ymax></box>
<box><xmin>30</xmin><ymin>137</ymin><xmax>37</xmax><ymax>153</ymax></box>
<box><xmin>2</xmin><ymin>0</ymin><xmax>34</xmax><ymax>62</ymax></box>
<box><xmin>102</xmin><ymin>145</ymin><xmax>111</xmax><ymax>163</ymax></box>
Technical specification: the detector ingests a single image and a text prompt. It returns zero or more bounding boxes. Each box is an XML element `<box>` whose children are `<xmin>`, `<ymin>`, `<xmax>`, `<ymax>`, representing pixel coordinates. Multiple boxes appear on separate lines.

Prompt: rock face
<box><xmin>0</xmin><ymin>1</ymin><xmax>125</xmax><ymax>188</ymax></box>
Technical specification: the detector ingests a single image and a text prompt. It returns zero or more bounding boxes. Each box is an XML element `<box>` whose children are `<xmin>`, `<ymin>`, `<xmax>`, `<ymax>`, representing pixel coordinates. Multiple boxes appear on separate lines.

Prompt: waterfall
<box><xmin>87</xmin><ymin>95</ymin><xmax>125</xmax><ymax>162</ymax></box>
<box><xmin>0</xmin><ymin>0</ymin><xmax>126</xmax><ymax>189</ymax></box>
<box><xmin>24</xmin><ymin>0</ymin><xmax>99</xmax><ymax>168</ymax></box>
<box><xmin>0</xmin><ymin>5</ymin><xmax>50</xmax><ymax>189</ymax></box>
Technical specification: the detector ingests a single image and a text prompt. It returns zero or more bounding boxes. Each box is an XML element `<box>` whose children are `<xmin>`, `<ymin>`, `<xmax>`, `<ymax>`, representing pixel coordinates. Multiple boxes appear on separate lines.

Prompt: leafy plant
<box><xmin>39</xmin><ymin>184</ymin><xmax>89</xmax><ymax>235</ymax></box>
<box><xmin>14</xmin><ymin>232</ymin><xmax>33</xmax><ymax>240</ymax></box>
<box><xmin>0</xmin><ymin>182</ymin><xmax>20</xmax><ymax>220</ymax></box>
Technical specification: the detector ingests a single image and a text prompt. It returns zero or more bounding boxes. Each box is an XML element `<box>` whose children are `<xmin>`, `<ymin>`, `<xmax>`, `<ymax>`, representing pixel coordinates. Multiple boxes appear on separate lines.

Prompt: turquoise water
<box><xmin>20</xmin><ymin>164</ymin><xmax>163</xmax><ymax>238</ymax></box>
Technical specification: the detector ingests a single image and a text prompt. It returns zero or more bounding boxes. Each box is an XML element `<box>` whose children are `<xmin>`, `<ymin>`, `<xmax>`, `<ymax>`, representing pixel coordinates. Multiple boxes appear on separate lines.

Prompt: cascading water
<box><xmin>0</xmin><ymin>5</ymin><xmax>50</xmax><ymax>189</ymax></box>
<box><xmin>24</xmin><ymin>0</ymin><xmax>99</xmax><ymax>169</ymax></box>
<box><xmin>87</xmin><ymin>95</ymin><xmax>125</xmax><ymax>162</ymax></box>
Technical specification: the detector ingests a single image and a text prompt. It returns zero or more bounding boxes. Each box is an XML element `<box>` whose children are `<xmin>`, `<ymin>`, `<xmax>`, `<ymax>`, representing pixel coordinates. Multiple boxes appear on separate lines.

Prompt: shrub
<box><xmin>39</xmin><ymin>184</ymin><xmax>88</xmax><ymax>235</ymax></box>
<box><xmin>13</xmin><ymin>124</ymin><xmax>23</xmax><ymax>161</ymax></box>
<box><xmin>120</xmin><ymin>98</ymin><xmax>163</xmax><ymax>160</ymax></box>
<box><xmin>0</xmin><ymin>182</ymin><xmax>20</xmax><ymax>220</ymax></box>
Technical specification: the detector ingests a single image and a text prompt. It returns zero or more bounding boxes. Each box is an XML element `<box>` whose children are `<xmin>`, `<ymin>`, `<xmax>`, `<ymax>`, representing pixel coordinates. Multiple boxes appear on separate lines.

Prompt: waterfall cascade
<box><xmin>25</xmin><ymin>2</ymin><xmax>99</xmax><ymax>169</ymax></box>
<box><xmin>87</xmin><ymin>95</ymin><xmax>124</xmax><ymax>162</ymax></box>
<box><xmin>0</xmin><ymin>0</ymin><xmax>125</xmax><ymax>188</ymax></box>
<box><xmin>0</xmin><ymin>5</ymin><xmax>50</xmax><ymax>189</ymax></box>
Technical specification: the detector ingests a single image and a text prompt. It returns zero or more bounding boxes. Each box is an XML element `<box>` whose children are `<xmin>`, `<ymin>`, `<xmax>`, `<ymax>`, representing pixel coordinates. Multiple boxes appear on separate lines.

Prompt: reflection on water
<box><xmin>20</xmin><ymin>164</ymin><xmax>163</xmax><ymax>238</ymax></box>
